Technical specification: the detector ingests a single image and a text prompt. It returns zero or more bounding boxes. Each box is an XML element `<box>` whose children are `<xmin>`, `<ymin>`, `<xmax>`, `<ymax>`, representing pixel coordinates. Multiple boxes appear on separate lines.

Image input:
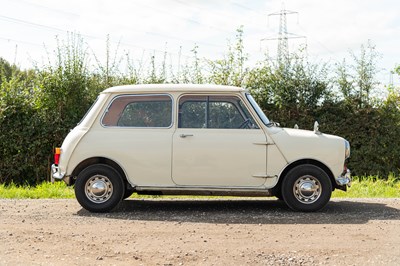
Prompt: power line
<box><xmin>0</xmin><ymin>33</ymin><xmax>198</xmax><ymax>63</ymax></box>
<box><xmin>231</xmin><ymin>1</ymin><xmax>264</xmax><ymax>15</ymax></box>
<box><xmin>0</xmin><ymin>11</ymin><xmax>225</xmax><ymax>52</ymax></box>
<box><xmin>0</xmin><ymin>14</ymin><xmax>66</xmax><ymax>34</ymax></box>
<box><xmin>296</xmin><ymin>24</ymin><xmax>335</xmax><ymax>56</ymax></box>
<box><xmin>10</xmin><ymin>0</ymin><xmax>80</xmax><ymax>18</ymax></box>
<box><xmin>0</xmin><ymin>14</ymin><xmax>214</xmax><ymax>60</ymax></box>
<box><xmin>11</xmin><ymin>0</ymin><xmax>235</xmax><ymax>39</ymax></box>
<box><xmin>0</xmin><ymin>36</ymin><xmax>45</xmax><ymax>47</ymax></box>
<box><xmin>133</xmin><ymin>1</ymin><xmax>233</xmax><ymax>35</ymax></box>
<box><xmin>172</xmin><ymin>0</ymin><xmax>257</xmax><ymax>28</ymax></box>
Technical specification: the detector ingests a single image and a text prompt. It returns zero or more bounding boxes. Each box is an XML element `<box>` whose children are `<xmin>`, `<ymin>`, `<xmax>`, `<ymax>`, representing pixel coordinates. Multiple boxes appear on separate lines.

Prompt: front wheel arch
<box><xmin>272</xmin><ymin>159</ymin><xmax>336</xmax><ymax>197</ymax></box>
<box><xmin>281</xmin><ymin>164</ymin><xmax>332</xmax><ymax>212</ymax></box>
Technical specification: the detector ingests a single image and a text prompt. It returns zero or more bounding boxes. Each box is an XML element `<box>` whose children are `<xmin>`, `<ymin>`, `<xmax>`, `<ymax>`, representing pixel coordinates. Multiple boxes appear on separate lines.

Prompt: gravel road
<box><xmin>1</xmin><ymin>198</ymin><xmax>400</xmax><ymax>265</ymax></box>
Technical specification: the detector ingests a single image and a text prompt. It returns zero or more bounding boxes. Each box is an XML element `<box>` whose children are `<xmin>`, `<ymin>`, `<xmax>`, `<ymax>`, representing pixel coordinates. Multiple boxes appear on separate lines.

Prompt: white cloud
<box><xmin>0</xmin><ymin>0</ymin><xmax>399</xmax><ymax>84</ymax></box>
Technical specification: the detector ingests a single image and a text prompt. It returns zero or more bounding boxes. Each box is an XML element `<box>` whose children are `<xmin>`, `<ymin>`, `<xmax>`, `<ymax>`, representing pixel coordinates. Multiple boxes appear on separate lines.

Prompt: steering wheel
<box><xmin>239</xmin><ymin>118</ymin><xmax>251</xmax><ymax>129</ymax></box>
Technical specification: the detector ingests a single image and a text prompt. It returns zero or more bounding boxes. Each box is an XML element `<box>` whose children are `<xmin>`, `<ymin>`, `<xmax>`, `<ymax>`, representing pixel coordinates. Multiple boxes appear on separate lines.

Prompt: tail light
<box><xmin>54</xmin><ymin>148</ymin><xmax>61</xmax><ymax>165</ymax></box>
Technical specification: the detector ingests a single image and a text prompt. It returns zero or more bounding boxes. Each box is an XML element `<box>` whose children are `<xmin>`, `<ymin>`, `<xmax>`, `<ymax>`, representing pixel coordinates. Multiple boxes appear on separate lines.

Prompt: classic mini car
<box><xmin>51</xmin><ymin>84</ymin><xmax>351</xmax><ymax>212</ymax></box>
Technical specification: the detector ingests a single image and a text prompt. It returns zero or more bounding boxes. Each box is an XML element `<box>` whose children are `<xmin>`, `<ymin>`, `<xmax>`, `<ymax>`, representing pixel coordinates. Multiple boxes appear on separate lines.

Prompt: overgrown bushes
<box><xmin>0</xmin><ymin>32</ymin><xmax>399</xmax><ymax>185</ymax></box>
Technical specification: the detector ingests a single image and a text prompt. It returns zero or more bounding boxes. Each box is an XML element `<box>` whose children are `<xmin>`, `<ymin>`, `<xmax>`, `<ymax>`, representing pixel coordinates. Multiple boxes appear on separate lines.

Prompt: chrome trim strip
<box><xmin>253</xmin><ymin>142</ymin><xmax>274</xmax><ymax>145</ymax></box>
<box><xmin>134</xmin><ymin>185</ymin><xmax>268</xmax><ymax>192</ymax></box>
<box><xmin>252</xmin><ymin>174</ymin><xmax>277</xmax><ymax>178</ymax></box>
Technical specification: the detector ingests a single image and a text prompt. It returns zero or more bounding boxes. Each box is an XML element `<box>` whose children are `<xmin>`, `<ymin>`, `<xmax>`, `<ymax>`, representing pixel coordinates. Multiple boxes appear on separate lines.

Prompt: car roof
<box><xmin>101</xmin><ymin>84</ymin><xmax>246</xmax><ymax>94</ymax></box>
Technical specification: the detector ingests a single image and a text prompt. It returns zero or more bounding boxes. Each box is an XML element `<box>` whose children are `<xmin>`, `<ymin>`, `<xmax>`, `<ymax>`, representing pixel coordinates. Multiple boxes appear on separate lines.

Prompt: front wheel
<box><xmin>123</xmin><ymin>189</ymin><xmax>134</xmax><ymax>199</ymax></box>
<box><xmin>75</xmin><ymin>164</ymin><xmax>125</xmax><ymax>212</ymax></box>
<box><xmin>281</xmin><ymin>164</ymin><xmax>332</xmax><ymax>212</ymax></box>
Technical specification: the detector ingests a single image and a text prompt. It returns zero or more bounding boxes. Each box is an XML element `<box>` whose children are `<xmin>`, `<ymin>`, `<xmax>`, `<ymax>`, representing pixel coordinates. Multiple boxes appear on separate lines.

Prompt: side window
<box><xmin>178</xmin><ymin>95</ymin><xmax>259</xmax><ymax>129</ymax></box>
<box><xmin>208</xmin><ymin>101</ymin><xmax>244</xmax><ymax>129</ymax></box>
<box><xmin>180</xmin><ymin>99</ymin><xmax>207</xmax><ymax>128</ymax></box>
<box><xmin>102</xmin><ymin>95</ymin><xmax>172</xmax><ymax>127</ymax></box>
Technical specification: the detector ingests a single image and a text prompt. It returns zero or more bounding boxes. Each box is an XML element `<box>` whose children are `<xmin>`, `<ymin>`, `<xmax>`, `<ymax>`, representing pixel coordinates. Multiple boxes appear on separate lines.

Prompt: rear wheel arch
<box><xmin>70</xmin><ymin>157</ymin><xmax>130</xmax><ymax>189</ymax></box>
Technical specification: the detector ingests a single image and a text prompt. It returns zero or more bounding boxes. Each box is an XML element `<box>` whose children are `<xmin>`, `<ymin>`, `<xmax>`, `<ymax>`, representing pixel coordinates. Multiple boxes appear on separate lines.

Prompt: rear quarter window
<box><xmin>101</xmin><ymin>94</ymin><xmax>173</xmax><ymax>128</ymax></box>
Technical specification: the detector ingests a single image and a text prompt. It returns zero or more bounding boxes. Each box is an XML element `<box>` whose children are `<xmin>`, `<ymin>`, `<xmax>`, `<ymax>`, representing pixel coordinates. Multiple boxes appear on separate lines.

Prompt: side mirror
<box><xmin>314</xmin><ymin>121</ymin><xmax>321</xmax><ymax>135</ymax></box>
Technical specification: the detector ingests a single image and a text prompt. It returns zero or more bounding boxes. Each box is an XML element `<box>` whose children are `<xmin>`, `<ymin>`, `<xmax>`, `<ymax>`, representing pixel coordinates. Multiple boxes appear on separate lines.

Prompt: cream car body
<box><xmin>52</xmin><ymin>84</ymin><xmax>351</xmax><ymax>212</ymax></box>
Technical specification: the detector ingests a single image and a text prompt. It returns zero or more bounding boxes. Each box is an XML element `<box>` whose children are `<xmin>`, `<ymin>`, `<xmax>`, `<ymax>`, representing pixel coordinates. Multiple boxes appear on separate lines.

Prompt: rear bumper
<box><xmin>51</xmin><ymin>164</ymin><xmax>71</xmax><ymax>184</ymax></box>
<box><xmin>336</xmin><ymin>168</ymin><xmax>351</xmax><ymax>187</ymax></box>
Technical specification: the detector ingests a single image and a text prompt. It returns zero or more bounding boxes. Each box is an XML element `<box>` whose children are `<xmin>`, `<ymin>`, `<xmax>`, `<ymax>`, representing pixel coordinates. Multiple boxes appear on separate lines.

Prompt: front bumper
<box><xmin>336</xmin><ymin>168</ymin><xmax>351</xmax><ymax>187</ymax></box>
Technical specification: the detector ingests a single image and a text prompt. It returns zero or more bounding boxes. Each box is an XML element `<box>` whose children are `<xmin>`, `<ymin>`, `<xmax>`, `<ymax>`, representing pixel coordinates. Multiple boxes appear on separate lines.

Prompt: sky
<box><xmin>1</xmin><ymin>0</ymin><xmax>399</xmax><ymax>87</ymax></box>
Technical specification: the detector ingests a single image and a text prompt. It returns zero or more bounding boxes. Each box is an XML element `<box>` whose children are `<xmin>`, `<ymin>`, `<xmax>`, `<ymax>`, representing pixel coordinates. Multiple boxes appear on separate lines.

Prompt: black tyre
<box><xmin>75</xmin><ymin>164</ymin><xmax>125</xmax><ymax>212</ymax></box>
<box><xmin>123</xmin><ymin>189</ymin><xmax>134</xmax><ymax>199</ymax></box>
<box><xmin>281</xmin><ymin>164</ymin><xmax>332</xmax><ymax>212</ymax></box>
<box><xmin>271</xmin><ymin>186</ymin><xmax>283</xmax><ymax>200</ymax></box>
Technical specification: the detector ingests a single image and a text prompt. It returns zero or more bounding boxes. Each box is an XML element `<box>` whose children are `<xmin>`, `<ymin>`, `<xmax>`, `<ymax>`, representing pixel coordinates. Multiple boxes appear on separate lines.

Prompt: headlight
<box><xmin>344</xmin><ymin>140</ymin><xmax>350</xmax><ymax>159</ymax></box>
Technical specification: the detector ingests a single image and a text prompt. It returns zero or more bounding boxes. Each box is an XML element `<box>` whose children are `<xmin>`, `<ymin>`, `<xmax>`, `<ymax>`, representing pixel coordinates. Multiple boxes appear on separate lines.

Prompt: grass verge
<box><xmin>0</xmin><ymin>182</ymin><xmax>75</xmax><ymax>199</ymax></box>
<box><xmin>0</xmin><ymin>176</ymin><xmax>399</xmax><ymax>199</ymax></box>
<box><xmin>332</xmin><ymin>175</ymin><xmax>400</xmax><ymax>198</ymax></box>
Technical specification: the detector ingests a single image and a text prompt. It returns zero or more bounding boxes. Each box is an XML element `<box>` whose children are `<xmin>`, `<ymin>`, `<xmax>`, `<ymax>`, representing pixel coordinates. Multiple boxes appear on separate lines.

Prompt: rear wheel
<box><xmin>75</xmin><ymin>164</ymin><xmax>124</xmax><ymax>212</ymax></box>
<box><xmin>282</xmin><ymin>164</ymin><xmax>332</xmax><ymax>212</ymax></box>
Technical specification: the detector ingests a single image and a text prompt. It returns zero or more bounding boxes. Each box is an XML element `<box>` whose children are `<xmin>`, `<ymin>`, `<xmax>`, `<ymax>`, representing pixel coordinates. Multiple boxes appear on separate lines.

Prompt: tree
<box><xmin>208</xmin><ymin>26</ymin><xmax>248</xmax><ymax>86</ymax></box>
<box><xmin>351</xmin><ymin>40</ymin><xmax>380</xmax><ymax>106</ymax></box>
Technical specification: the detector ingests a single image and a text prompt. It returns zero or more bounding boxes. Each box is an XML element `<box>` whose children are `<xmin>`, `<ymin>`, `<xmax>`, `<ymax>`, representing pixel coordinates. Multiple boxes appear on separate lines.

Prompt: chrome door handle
<box><xmin>179</xmin><ymin>134</ymin><xmax>193</xmax><ymax>138</ymax></box>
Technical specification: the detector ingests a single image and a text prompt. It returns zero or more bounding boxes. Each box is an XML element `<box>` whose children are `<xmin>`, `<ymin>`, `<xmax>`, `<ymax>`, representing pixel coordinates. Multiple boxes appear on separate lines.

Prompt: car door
<box><xmin>99</xmin><ymin>94</ymin><xmax>175</xmax><ymax>186</ymax></box>
<box><xmin>172</xmin><ymin>94</ymin><xmax>267</xmax><ymax>187</ymax></box>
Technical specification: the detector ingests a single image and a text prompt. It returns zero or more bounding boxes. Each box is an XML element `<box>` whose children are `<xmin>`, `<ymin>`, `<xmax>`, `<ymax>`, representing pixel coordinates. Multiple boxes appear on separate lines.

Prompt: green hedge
<box><xmin>1</xmin><ymin>34</ymin><xmax>399</xmax><ymax>184</ymax></box>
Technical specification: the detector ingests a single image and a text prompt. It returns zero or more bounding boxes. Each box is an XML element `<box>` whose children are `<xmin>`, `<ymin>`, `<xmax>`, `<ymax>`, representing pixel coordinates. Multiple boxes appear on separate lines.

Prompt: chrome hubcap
<box><xmin>293</xmin><ymin>175</ymin><xmax>321</xmax><ymax>204</ymax></box>
<box><xmin>85</xmin><ymin>175</ymin><xmax>113</xmax><ymax>203</ymax></box>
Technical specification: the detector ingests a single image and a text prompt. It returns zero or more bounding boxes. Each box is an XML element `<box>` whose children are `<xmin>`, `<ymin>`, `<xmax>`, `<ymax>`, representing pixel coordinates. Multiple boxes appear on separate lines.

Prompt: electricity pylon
<box><xmin>261</xmin><ymin>4</ymin><xmax>306</xmax><ymax>65</ymax></box>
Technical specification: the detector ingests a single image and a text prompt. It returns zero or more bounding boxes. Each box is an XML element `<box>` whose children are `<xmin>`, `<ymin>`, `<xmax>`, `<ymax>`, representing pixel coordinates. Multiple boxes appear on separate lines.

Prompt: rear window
<box><xmin>101</xmin><ymin>94</ymin><xmax>172</xmax><ymax>128</ymax></box>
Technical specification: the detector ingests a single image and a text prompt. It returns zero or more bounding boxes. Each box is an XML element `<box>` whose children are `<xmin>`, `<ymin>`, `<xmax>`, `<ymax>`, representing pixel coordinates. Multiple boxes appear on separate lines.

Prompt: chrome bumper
<box><xmin>51</xmin><ymin>164</ymin><xmax>65</xmax><ymax>183</ymax></box>
<box><xmin>336</xmin><ymin>168</ymin><xmax>351</xmax><ymax>187</ymax></box>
